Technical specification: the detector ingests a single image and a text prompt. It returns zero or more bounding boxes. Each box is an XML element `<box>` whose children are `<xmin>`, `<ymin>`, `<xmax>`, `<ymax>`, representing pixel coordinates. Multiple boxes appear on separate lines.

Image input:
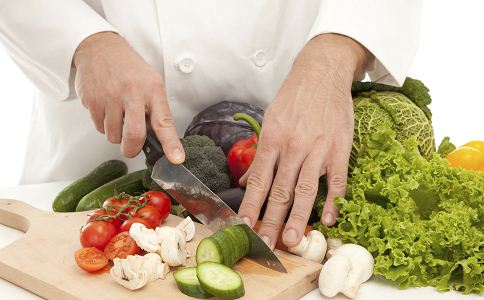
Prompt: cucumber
<box><xmin>196</xmin><ymin>262</ymin><xmax>245</xmax><ymax>299</ymax></box>
<box><xmin>75</xmin><ymin>169</ymin><xmax>147</xmax><ymax>211</ymax></box>
<box><xmin>52</xmin><ymin>160</ymin><xmax>127</xmax><ymax>212</ymax></box>
<box><xmin>196</xmin><ymin>237</ymin><xmax>223</xmax><ymax>265</ymax></box>
<box><xmin>211</xmin><ymin>231</ymin><xmax>236</xmax><ymax>267</ymax></box>
<box><xmin>223</xmin><ymin>226</ymin><xmax>249</xmax><ymax>261</ymax></box>
<box><xmin>173</xmin><ymin>267</ymin><xmax>213</xmax><ymax>299</ymax></box>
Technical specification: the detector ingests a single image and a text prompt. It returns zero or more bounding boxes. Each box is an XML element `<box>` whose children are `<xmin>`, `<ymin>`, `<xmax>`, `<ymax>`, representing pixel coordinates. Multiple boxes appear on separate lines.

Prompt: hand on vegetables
<box><xmin>238</xmin><ymin>33</ymin><xmax>371</xmax><ymax>250</ymax></box>
<box><xmin>227</xmin><ymin>113</ymin><xmax>261</xmax><ymax>186</ymax></box>
<box><xmin>318</xmin><ymin>244</ymin><xmax>374</xmax><ymax>299</ymax></box>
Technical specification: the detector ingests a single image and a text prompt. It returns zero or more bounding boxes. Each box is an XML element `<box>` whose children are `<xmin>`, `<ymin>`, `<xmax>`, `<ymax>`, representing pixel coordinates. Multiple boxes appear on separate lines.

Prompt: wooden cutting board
<box><xmin>0</xmin><ymin>199</ymin><xmax>322</xmax><ymax>300</ymax></box>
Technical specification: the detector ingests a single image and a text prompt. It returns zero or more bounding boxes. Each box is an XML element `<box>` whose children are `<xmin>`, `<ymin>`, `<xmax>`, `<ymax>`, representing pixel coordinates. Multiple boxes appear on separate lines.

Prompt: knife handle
<box><xmin>143</xmin><ymin>129</ymin><xmax>164</xmax><ymax>168</ymax></box>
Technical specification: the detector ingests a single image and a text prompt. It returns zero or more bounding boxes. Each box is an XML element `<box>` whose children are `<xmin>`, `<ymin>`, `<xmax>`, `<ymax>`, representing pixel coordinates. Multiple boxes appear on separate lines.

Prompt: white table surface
<box><xmin>0</xmin><ymin>182</ymin><xmax>481</xmax><ymax>300</ymax></box>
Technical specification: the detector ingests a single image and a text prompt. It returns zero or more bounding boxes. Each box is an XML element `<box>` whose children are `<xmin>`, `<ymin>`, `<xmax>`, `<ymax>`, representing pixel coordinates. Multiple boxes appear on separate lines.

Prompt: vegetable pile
<box><xmin>314</xmin><ymin>127</ymin><xmax>484</xmax><ymax>294</ymax></box>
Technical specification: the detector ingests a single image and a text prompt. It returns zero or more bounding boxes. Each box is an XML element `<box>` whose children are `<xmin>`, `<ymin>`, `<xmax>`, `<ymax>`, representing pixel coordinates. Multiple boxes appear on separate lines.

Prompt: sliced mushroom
<box><xmin>110</xmin><ymin>257</ymin><xmax>148</xmax><ymax>290</ymax></box>
<box><xmin>159</xmin><ymin>231</ymin><xmax>187</xmax><ymax>266</ymax></box>
<box><xmin>176</xmin><ymin>216</ymin><xmax>196</xmax><ymax>241</ymax></box>
<box><xmin>129</xmin><ymin>223</ymin><xmax>161</xmax><ymax>253</ymax></box>
<box><xmin>141</xmin><ymin>253</ymin><xmax>170</xmax><ymax>281</ymax></box>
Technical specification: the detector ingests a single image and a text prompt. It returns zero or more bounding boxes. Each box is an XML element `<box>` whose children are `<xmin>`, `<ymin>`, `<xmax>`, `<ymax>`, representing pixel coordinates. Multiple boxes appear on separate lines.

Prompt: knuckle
<box><xmin>152</xmin><ymin>115</ymin><xmax>176</xmax><ymax>130</ymax></box>
<box><xmin>295</xmin><ymin>180</ymin><xmax>317</xmax><ymax>197</ymax></box>
<box><xmin>328</xmin><ymin>174</ymin><xmax>347</xmax><ymax>188</ymax></box>
<box><xmin>123</xmin><ymin>128</ymin><xmax>145</xmax><ymax>142</ymax></box>
<box><xmin>289</xmin><ymin>210</ymin><xmax>307</xmax><ymax>224</ymax></box>
<box><xmin>269</xmin><ymin>185</ymin><xmax>292</xmax><ymax>207</ymax></box>
<box><xmin>260</xmin><ymin>219</ymin><xmax>281</xmax><ymax>233</ymax></box>
<box><xmin>246</xmin><ymin>173</ymin><xmax>267</xmax><ymax>192</ymax></box>
<box><xmin>239</xmin><ymin>199</ymin><xmax>260</xmax><ymax>215</ymax></box>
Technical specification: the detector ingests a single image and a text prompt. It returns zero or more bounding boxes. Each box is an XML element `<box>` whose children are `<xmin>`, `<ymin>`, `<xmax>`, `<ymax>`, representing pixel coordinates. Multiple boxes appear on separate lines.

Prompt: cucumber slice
<box><xmin>211</xmin><ymin>231</ymin><xmax>236</xmax><ymax>266</ymax></box>
<box><xmin>173</xmin><ymin>267</ymin><xmax>213</xmax><ymax>299</ymax></box>
<box><xmin>196</xmin><ymin>262</ymin><xmax>245</xmax><ymax>299</ymax></box>
<box><xmin>196</xmin><ymin>237</ymin><xmax>223</xmax><ymax>265</ymax></box>
<box><xmin>223</xmin><ymin>225</ymin><xmax>249</xmax><ymax>259</ymax></box>
<box><xmin>222</xmin><ymin>229</ymin><xmax>241</xmax><ymax>265</ymax></box>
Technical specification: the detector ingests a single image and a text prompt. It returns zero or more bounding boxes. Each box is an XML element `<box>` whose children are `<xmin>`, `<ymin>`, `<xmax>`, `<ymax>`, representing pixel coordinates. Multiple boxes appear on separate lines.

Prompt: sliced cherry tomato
<box><xmin>74</xmin><ymin>247</ymin><xmax>108</xmax><ymax>273</ymax></box>
<box><xmin>80</xmin><ymin>221</ymin><xmax>117</xmax><ymax>251</ymax></box>
<box><xmin>139</xmin><ymin>191</ymin><xmax>171</xmax><ymax>223</ymax></box>
<box><xmin>104</xmin><ymin>232</ymin><xmax>140</xmax><ymax>260</ymax></box>
<box><xmin>462</xmin><ymin>140</ymin><xmax>484</xmax><ymax>152</ymax></box>
<box><xmin>446</xmin><ymin>146</ymin><xmax>484</xmax><ymax>172</ymax></box>
<box><xmin>119</xmin><ymin>217</ymin><xmax>152</xmax><ymax>232</ymax></box>
<box><xmin>87</xmin><ymin>208</ymin><xmax>123</xmax><ymax>230</ymax></box>
<box><xmin>134</xmin><ymin>205</ymin><xmax>162</xmax><ymax>228</ymax></box>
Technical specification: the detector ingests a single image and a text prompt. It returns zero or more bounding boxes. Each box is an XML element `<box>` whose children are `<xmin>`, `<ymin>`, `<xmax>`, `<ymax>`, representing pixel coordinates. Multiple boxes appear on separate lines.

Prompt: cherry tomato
<box><xmin>134</xmin><ymin>205</ymin><xmax>162</xmax><ymax>228</ymax></box>
<box><xmin>119</xmin><ymin>217</ymin><xmax>152</xmax><ymax>232</ymax></box>
<box><xmin>462</xmin><ymin>140</ymin><xmax>484</xmax><ymax>152</ymax></box>
<box><xmin>80</xmin><ymin>221</ymin><xmax>117</xmax><ymax>251</ymax></box>
<box><xmin>102</xmin><ymin>196</ymin><xmax>131</xmax><ymax>214</ymax></box>
<box><xmin>87</xmin><ymin>208</ymin><xmax>123</xmax><ymax>230</ymax></box>
<box><xmin>74</xmin><ymin>247</ymin><xmax>108</xmax><ymax>273</ymax></box>
<box><xmin>104</xmin><ymin>232</ymin><xmax>140</xmax><ymax>260</ymax></box>
<box><xmin>446</xmin><ymin>146</ymin><xmax>484</xmax><ymax>171</ymax></box>
<box><xmin>139</xmin><ymin>191</ymin><xmax>171</xmax><ymax>222</ymax></box>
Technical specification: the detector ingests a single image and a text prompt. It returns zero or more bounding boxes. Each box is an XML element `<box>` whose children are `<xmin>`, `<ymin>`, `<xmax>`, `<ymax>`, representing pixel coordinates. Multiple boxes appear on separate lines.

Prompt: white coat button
<box><xmin>252</xmin><ymin>50</ymin><xmax>267</xmax><ymax>67</ymax></box>
<box><xmin>177</xmin><ymin>57</ymin><xmax>196</xmax><ymax>74</ymax></box>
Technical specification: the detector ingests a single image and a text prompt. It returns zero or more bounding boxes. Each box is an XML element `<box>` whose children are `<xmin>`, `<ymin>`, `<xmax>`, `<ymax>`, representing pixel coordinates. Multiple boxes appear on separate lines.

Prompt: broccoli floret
<box><xmin>352</xmin><ymin>77</ymin><xmax>432</xmax><ymax>120</ymax></box>
<box><xmin>181</xmin><ymin>135</ymin><xmax>231</xmax><ymax>193</ymax></box>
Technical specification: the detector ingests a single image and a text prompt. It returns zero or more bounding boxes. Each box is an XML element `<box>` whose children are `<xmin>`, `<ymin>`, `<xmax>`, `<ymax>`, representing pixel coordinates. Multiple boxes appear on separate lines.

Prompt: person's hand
<box><xmin>73</xmin><ymin>32</ymin><xmax>185</xmax><ymax>163</ymax></box>
<box><xmin>238</xmin><ymin>34</ymin><xmax>371</xmax><ymax>249</ymax></box>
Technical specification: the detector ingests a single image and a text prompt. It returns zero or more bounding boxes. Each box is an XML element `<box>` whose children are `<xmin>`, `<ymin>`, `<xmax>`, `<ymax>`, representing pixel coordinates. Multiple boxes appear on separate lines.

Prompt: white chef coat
<box><xmin>0</xmin><ymin>0</ymin><xmax>423</xmax><ymax>184</ymax></box>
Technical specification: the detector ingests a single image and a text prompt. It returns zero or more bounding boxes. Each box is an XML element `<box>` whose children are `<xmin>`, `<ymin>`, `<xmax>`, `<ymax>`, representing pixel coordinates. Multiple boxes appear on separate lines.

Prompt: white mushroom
<box><xmin>110</xmin><ymin>257</ymin><xmax>148</xmax><ymax>290</ymax></box>
<box><xmin>110</xmin><ymin>254</ymin><xmax>170</xmax><ymax>290</ymax></box>
<box><xmin>160</xmin><ymin>231</ymin><xmax>187</xmax><ymax>266</ymax></box>
<box><xmin>176</xmin><ymin>217</ymin><xmax>196</xmax><ymax>241</ymax></box>
<box><xmin>288</xmin><ymin>230</ymin><xmax>327</xmax><ymax>263</ymax></box>
<box><xmin>318</xmin><ymin>243</ymin><xmax>374</xmax><ymax>299</ymax></box>
<box><xmin>326</xmin><ymin>238</ymin><xmax>344</xmax><ymax>259</ymax></box>
<box><xmin>156</xmin><ymin>226</ymin><xmax>186</xmax><ymax>242</ymax></box>
<box><xmin>129</xmin><ymin>223</ymin><xmax>161</xmax><ymax>253</ymax></box>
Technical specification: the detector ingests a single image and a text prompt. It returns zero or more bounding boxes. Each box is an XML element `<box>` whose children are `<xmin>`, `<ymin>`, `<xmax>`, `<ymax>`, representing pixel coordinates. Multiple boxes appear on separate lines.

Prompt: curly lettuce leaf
<box><xmin>437</xmin><ymin>136</ymin><xmax>457</xmax><ymax>158</ymax></box>
<box><xmin>314</xmin><ymin>127</ymin><xmax>484</xmax><ymax>294</ymax></box>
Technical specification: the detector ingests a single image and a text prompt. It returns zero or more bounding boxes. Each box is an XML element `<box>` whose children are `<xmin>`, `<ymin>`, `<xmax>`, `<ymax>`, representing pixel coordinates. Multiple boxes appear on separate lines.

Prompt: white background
<box><xmin>0</xmin><ymin>0</ymin><xmax>483</xmax><ymax>188</ymax></box>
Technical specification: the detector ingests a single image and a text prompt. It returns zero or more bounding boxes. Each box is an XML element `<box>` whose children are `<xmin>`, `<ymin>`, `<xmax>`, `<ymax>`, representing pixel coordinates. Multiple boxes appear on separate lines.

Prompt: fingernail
<box><xmin>284</xmin><ymin>228</ymin><xmax>298</xmax><ymax>244</ymax></box>
<box><xmin>172</xmin><ymin>148</ymin><xmax>183</xmax><ymax>162</ymax></box>
<box><xmin>323</xmin><ymin>212</ymin><xmax>334</xmax><ymax>225</ymax></box>
<box><xmin>242</xmin><ymin>217</ymin><xmax>252</xmax><ymax>227</ymax></box>
<box><xmin>261</xmin><ymin>235</ymin><xmax>271</xmax><ymax>247</ymax></box>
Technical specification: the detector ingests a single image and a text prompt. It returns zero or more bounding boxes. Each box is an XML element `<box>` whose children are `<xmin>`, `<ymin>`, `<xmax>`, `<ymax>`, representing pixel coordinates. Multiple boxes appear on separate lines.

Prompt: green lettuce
<box><xmin>314</xmin><ymin>126</ymin><xmax>484</xmax><ymax>294</ymax></box>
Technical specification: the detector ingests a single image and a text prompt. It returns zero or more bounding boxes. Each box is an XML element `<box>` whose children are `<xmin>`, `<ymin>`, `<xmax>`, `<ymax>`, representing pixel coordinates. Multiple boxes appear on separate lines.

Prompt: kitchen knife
<box><xmin>143</xmin><ymin>130</ymin><xmax>287</xmax><ymax>273</ymax></box>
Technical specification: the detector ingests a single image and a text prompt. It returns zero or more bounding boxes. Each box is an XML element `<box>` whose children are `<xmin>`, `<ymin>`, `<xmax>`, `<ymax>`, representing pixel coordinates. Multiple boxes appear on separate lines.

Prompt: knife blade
<box><xmin>151</xmin><ymin>155</ymin><xmax>287</xmax><ymax>273</ymax></box>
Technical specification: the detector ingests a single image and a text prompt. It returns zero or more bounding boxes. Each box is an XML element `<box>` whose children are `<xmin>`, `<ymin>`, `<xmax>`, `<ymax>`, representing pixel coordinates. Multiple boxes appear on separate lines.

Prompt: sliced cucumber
<box><xmin>173</xmin><ymin>267</ymin><xmax>213</xmax><ymax>299</ymax></box>
<box><xmin>223</xmin><ymin>225</ymin><xmax>249</xmax><ymax>259</ymax></box>
<box><xmin>222</xmin><ymin>229</ymin><xmax>241</xmax><ymax>265</ymax></box>
<box><xmin>196</xmin><ymin>237</ymin><xmax>223</xmax><ymax>265</ymax></box>
<box><xmin>211</xmin><ymin>231</ymin><xmax>235</xmax><ymax>266</ymax></box>
<box><xmin>196</xmin><ymin>262</ymin><xmax>245</xmax><ymax>299</ymax></box>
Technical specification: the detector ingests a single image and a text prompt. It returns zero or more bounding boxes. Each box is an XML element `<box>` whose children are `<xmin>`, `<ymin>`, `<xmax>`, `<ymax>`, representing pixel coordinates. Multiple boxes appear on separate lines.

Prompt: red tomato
<box><xmin>80</xmin><ymin>221</ymin><xmax>117</xmax><ymax>251</ymax></box>
<box><xmin>87</xmin><ymin>208</ymin><xmax>123</xmax><ymax>230</ymax></box>
<box><xmin>134</xmin><ymin>205</ymin><xmax>162</xmax><ymax>228</ymax></box>
<box><xmin>119</xmin><ymin>217</ymin><xmax>152</xmax><ymax>232</ymax></box>
<box><xmin>74</xmin><ymin>247</ymin><xmax>108</xmax><ymax>273</ymax></box>
<box><xmin>139</xmin><ymin>191</ymin><xmax>171</xmax><ymax>222</ymax></box>
<box><xmin>102</xmin><ymin>196</ymin><xmax>130</xmax><ymax>214</ymax></box>
<box><xmin>104</xmin><ymin>232</ymin><xmax>140</xmax><ymax>260</ymax></box>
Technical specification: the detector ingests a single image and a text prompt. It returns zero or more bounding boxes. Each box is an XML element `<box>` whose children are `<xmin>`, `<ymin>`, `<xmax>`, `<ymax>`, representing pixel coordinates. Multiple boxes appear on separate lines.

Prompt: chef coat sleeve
<box><xmin>307</xmin><ymin>0</ymin><xmax>423</xmax><ymax>86</ymax></box>
<box><xmin>0</xmin><ymin>0</ymin><xmax>118</xmax><ymax>100</ymax></box>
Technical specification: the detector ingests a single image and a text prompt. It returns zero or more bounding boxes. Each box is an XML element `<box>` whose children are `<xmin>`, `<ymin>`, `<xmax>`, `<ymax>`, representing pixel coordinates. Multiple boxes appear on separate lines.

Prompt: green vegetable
<box><xmin>350</xmin><ymin>91</ymin><xmax>435</xmax><ymax>169</ymax></box>
<box><xmin>196</xmin><ymin>262</ymin><xmax>245</xmax><ymax>299</ymax></box>
<box><xmin>173</xmin><ymin>267</ymin><xmax>213</xmax><ymax>299</ymax></box>
<box><xmin>196</xmin><ymin>225</ymin><xmax>250</xmax><ymax>267</ymax></box>
<box><xmin>75</xmin><ymin>169</ymin><xmax>147</xmax><ymax>211</ymax></box>
<box><xmin>52</xmin><ymin>160</ymin><xmax>127</xmax><ymax>212</ymax></box>
<box><xmin>314</xmin><ymin>126</ymin><xmax>484</xmax><ymax>294</ymax></box>
<box><xmin>437</xmin><ymin>136</ymin><xmax>457</xmax><ymax>158</ymax></box>
<box><xmin>352</xmin><ymin>77</ymin><xmax>432</xmax><ymax>120</ymax></box>
<box><xmin>180</xmin><ymin>135</ymin><xmax>231</xmax><ymax>193</ymax></box>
